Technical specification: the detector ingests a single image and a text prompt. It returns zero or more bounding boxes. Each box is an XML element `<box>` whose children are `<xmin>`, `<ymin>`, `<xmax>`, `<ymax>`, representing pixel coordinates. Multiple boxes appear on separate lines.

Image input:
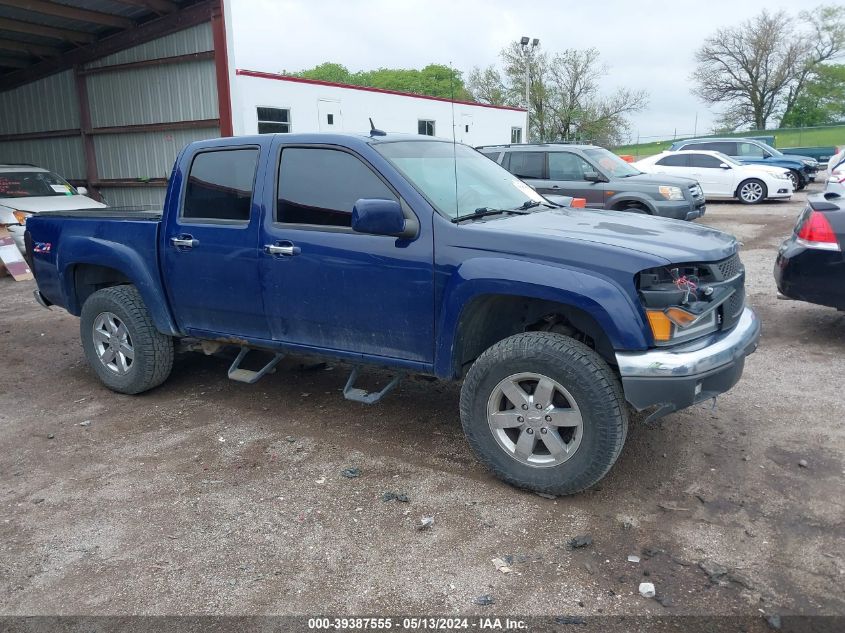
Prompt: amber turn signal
<box><xmin>664</xmin><ymin>307</ymin><xmax>698</xmax><ymax>327</ymax></box>
<box><xmin>645</xmin><ymin>310</ymin><xmax>673</xmax><ymax>342</ymax></box>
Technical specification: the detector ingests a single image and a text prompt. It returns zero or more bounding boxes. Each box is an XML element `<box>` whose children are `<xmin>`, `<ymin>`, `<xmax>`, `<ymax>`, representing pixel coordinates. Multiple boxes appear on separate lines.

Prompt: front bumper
<box><xmin>615</xmin><ymin>307</ymin><xmax>760</xmax><ymax>420</ymax></box>
<box><xmin>7</xmin><ymin>224</ymin><xmax>25</xmax><ymax>253</ymax></box>
<box><xmin>652</xmin><ymin>200</ymin><xmax>706</xmax><ymax>221</ymax></box>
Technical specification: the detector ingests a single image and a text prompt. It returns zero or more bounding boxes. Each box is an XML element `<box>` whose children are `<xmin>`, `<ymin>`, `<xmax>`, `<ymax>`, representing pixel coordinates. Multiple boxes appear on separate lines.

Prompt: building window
<box><xmin>257</xmin><ymin>107</ymin><xmax>291</xmax><ymax>133</ymax></box>
<box><xmin>183</xmin><ymin>148</ymin><xmax>258</xmax><ymax>222</ymax></box>
<box><xmin>418</xmin><ymin>119</ymin><xmax>435</xmax><ymax>136</ymax></box>
<box><xmin>511</xmin><ymin>127</ymin><xmax>523</xmax><ymax>144</ymax></box>
<box><xmin>327</xmin><ymin>113</ymin><xmax>334</xmax><ymax>125</ymax></box>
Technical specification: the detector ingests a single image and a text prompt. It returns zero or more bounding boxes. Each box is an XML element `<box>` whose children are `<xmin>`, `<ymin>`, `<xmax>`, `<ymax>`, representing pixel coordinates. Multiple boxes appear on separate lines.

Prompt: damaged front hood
<box><xmin>467</xmin><ymin>207</ymin><xmax>738</xmax><ymax>264</ymax></box>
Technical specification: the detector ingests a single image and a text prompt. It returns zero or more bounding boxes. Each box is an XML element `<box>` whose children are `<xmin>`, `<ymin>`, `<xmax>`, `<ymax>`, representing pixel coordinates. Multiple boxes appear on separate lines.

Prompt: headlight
<box><xmin>778</xmin><ymin>173</ymin><xmax>790</xmax><ymax>180</ymax></box>
<box><xmin>12</xmin><ymin>210</ymin><xmax>32</xmax><ymax>225</ymax></box>
<box><xmin>646</xmin><ymin>308</ymin><xmax>718</xmax><ymax>343</ymax></box>
<box><xmin>658</xmin><ymin>185</ymin><xmax>684</xmax><ymax>201</ymax></box>
<box><xmin>802</xmin><ymin>159</ymin><xmax>817</xmax><ymax>167</ymax></box>
<box><xmin>638</xmin><ymin>264</ymin><xmax>726</xmax><ymax>345</ymax></box>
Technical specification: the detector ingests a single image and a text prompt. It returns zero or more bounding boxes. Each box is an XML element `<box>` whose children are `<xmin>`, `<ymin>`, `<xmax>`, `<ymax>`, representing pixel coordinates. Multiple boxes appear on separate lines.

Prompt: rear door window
<box><xmin>183</xmin><ymin>148</ymin><xmax>259</xmax><ymax>222</ymax></box>
<box><xmin>689</xmin><ymin>154</ymin><xmax>723</xmax><ymax>168</ymax></box>
<box><xmin>655</xmin><ymin>154</ymin><xmax>689</xmax><ymax>167</ymax></box>
<box><xmin>506</xmin><ymin>151</ymin><xmax>545</xmax><ymax>179</ymax></box>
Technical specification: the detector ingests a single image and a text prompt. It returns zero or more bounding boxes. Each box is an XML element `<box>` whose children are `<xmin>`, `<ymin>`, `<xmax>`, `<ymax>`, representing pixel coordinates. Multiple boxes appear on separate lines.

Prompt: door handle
<box><xmin>265</xmin><ymin>242</ymin><xmax>301</xmax><ymax>256</ymax></box>
<box><xmin>171</xmin><ymin>235</ymin><xmax>198</xmax><ymax>248</ymax></box>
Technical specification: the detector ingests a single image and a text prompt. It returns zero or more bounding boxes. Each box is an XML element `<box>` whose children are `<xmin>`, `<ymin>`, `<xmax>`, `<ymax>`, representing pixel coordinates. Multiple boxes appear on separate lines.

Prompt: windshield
<box><xmin>0</xmin><ymin>171</ymin><xmax>77</xmax><ymax>199</ymax></box>
<box><xmin>374</xmin><ymin>141</ymin><xmax>544</xmax><ymax>221</ymax></box>
<box><xmin>582</xmin><ymin>148</ymin><xmax>641</xmax><ymax>178</ymax></box>
<box><xmin>713</xmin><ymin>152</ymin><xmax>743</xmax><ymax>167</ymax></box>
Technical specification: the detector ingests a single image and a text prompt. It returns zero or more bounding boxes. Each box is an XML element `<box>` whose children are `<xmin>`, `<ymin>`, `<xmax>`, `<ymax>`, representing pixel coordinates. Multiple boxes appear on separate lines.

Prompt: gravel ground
<box><xmin>1</xmin><ymin>184</ymin><xmax>843</xmax><ymax>621</ymax></box>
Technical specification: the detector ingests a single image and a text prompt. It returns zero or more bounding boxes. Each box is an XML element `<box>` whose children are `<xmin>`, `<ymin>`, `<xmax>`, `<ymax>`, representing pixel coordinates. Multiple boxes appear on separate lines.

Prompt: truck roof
<box><xmin>189</xmin><ymin>132</ymin><xmax>457</xmax><ymax>150</ymax></box>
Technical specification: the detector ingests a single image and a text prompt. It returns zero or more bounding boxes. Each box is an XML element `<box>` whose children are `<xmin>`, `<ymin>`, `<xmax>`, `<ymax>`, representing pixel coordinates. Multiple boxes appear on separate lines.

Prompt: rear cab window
<box><xmin>276</xmin><ymin>147</ymin><xmax>397</xmax><ymax>228</ymax></box>
<box><xmin>182</xmin><ymin>148</ymin><xmax>259</xmax><ymax>223</ymax></box>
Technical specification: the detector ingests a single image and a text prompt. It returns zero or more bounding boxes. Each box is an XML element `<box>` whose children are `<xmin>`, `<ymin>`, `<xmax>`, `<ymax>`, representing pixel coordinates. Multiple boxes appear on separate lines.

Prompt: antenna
<box><xmin>368</xmin><ymin>117</ymin><xmax>385</xmax><ymax>136</ymax></box>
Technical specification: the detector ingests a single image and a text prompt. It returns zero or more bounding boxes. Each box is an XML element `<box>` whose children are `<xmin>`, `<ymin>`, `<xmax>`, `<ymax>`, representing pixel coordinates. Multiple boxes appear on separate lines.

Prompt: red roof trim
<box><xmin>235</xmin><ymin>69</ymin><xmax>526</xmax><ymax>113</ymax></box>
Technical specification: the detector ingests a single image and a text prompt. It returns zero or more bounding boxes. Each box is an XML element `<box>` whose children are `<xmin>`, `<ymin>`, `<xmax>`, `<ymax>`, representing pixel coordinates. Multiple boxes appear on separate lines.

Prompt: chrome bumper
<box><xmin>616</xmin><ymin>308</ymin><xmax>760</xmax><ymax>378</ymax></box>
<box><xmin>615</xmin><ymin>308</ymin><xmax>760</xmax><ymax>420</ymax></box>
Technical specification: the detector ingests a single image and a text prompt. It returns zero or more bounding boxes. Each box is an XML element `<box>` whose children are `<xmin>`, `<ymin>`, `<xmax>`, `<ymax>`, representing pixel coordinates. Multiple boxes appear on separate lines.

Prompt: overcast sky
<box><xmin>230</xmin><ymin>0</ymin><xmax>818</xmax><ymax>141</ymax></box>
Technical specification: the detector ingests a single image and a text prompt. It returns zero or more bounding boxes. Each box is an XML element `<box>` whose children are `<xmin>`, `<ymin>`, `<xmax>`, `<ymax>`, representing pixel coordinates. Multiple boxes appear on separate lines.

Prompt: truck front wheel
<box><xmin>459</xmin><ymin>332</ymin><xmax>627</xmax><ymax>496</ymax></box>
<box><xmin>80</xmin><ymin>285</ymin><xmax>174</xmax><ymax>394</ymax></box>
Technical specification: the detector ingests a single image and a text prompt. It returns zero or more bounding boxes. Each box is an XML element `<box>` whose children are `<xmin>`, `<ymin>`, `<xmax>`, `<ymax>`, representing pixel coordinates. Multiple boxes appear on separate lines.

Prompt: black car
<box><xmin>477</xmin><ymin>143</ymin><xmax>706</xmax><ymax>221</ymax></box>
<box><xmin>775</xmin><ymin>193</ymin><xmax>845</xmax><ymax>310</ymax></box>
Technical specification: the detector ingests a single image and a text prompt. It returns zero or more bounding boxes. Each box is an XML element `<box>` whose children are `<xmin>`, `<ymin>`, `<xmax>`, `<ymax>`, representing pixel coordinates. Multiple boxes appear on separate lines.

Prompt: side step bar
<box><xmin>343</xmin><ymin>367</ymin><xmax>403</xmax><ymax>404</ymax></box>
<box><xmin>227</xmin><ymin>347</ymin><xmax>284</xmax><ymax>384</ymax></box>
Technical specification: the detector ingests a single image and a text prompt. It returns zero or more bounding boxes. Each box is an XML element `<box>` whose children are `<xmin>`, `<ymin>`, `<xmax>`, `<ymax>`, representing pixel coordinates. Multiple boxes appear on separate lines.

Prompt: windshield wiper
<box><xmin>451</xmin><ymin>207</ymin><xmax>530</xmax><ymax>223</ymax></box>
<box><xmin>514</xmin><ymin>200</ymin><xmax>542</xmax><ymax>210</ymax></box>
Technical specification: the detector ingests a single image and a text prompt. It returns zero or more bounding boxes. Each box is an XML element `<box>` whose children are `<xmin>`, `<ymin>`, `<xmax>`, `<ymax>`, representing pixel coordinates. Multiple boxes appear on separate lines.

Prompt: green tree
<box><xmin>780</xmin><ymin>64</ymin><xmax>845</xmax><ymax>127</ymax></box>
<box><xmin>294</xmin><ymin>63</ymin><xmax>471</xmax><ymax>100</ymax></box>
<box><xmin>297</xmin><ymin>62</ymin><xmax>353</xmax><ymax>84</ymax></box>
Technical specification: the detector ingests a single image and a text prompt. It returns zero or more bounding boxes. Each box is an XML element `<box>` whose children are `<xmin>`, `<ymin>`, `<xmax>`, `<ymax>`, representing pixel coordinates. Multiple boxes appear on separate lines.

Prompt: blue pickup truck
<box><xmin>24</xmin><ymin>133</ymin><xmax>761</xmax><ymax>495</ymax></box>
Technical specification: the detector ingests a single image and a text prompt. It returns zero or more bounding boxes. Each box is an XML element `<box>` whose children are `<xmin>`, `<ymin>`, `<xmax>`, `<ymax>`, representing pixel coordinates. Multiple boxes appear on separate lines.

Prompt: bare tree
<box><xmin>466</xmin><ymin>65</ymin><xmax>508</xmax><ymax>106</ymax></box>
<box><xmin>467</xmin><ymin>43</ymin><xmax>647</xmax><ymax>144</ymax></box>
<box><xmin>692</xmin><ymin>5</ymin><xmax>845</xmax><ymax>130</ymax></box>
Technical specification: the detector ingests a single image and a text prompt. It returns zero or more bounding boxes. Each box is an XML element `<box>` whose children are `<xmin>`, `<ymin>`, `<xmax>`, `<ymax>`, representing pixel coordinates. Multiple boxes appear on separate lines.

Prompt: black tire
<box><xmin>80</xmin><ymin>285</ymin><xmax>173</xmax><ymax>394</ymax></box>
<box><xmin>736</xmin><ymin>178</ymin><xmax>767</xmax><ymax>204</ymax></box>
<box><xmin>619</xmin><ymin>202</ymin><xmax>649</xmax><ymax>214</ymax></box>
<box><xmin>787</xmin><ymin>170</ymin><xmax>801</xmax><ymax>192</ymax></box>
<box><xmin>459</xmin><ymin>332</ymin><xmax>628</xmax><ymax>496</ymax></box>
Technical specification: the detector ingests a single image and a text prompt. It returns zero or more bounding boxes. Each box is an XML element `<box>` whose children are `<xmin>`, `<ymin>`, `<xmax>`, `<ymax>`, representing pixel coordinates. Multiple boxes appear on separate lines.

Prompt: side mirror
<box><xmin>719</xmin><ymin>163</ymin><xmax>731</xmax><ymax>169</ymax></box>
<box><xmin>583</xmin><ymin>171</ymin><xmax>605</xmax><ymax>183</ymax></box>
<box><xmin>76</xmin><ymin>186</ymin><xmax>88</xmax><ymax>195</ymax></box>
<box><xmin>352</xmin><ymin>198</ymin><xmax>418</xmax><ymax>238</ymax></box>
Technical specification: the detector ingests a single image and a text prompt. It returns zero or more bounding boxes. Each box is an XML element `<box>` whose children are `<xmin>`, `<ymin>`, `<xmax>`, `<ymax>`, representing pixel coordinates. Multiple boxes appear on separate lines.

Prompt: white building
<box><xmin>231</xmin><ymin>69</ymin><xmax>526</xmax><ymax>146</ymax></box>
<box><xmin>0</xmin><ymin>0</ymin><xmax>525</xmax><ymax>207</ymax></box>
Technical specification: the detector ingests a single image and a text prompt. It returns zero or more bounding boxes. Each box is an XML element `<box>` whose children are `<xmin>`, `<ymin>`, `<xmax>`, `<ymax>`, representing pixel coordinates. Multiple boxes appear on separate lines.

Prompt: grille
<box><xmin>715</xmin><ymin>253</ymin><xmax>742</xmax><ymax>280</ymax></box>
<box><xmin>689</xmin><ymin>184</ymin><xmax>704</xmax><ymax>199</ymax></box>
<box><xmin>721</xmin><ymin>285</ymin><xmax>745</xmax><ymax>330</ymax></box>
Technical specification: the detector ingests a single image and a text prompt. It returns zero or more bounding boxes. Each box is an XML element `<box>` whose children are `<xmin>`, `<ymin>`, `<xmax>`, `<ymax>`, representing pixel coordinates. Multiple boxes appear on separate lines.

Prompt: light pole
<box><xmin>520</xmin><ymin>36</ymin><xmax>539</xmax><ymax>143</ymax></box>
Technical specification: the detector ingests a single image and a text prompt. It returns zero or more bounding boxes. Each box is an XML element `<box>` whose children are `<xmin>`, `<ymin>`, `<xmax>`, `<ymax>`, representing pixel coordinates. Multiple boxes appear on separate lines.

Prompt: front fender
<box><xmin>58</xmin><ymin>236</ymin><xmax>179</xmax><ymax>336</ymax></box>
<box><xmin>434</xmin><ymin>257</ymin><xmax>650</xmax><ymax>377</ymax></box>
<box><xmin>605</xmin><ymin>191</ymin><xmax>657</xmax><ymax>213</ymax></box>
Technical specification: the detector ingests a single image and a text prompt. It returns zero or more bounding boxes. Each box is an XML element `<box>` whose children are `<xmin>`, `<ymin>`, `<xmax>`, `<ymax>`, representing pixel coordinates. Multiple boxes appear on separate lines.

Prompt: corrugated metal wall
<box><xmin>0</xmin><ymin>70</ymin><xmax>79</xmax><ymax>134</ymax></box>
<box><xmin>0</xmin><ymin>71</ymin><xmax>84</xmax><ymax>179</ymax></box>
<box><xmin>0</xmin><ymin>21</ymin><xmax>219</xmax><ymax>209</ymax></box>
<box><xmin>0</xmin><ymin>137</ymin><xmax>85</xmax><ymax>179</ymax></box>
<box><xmin>83</xmin><ymin>21</ymin><xmax>219</xmax><ymax>207</ymax></box>
<box><xmin>88</xmin><ymin>62</ymin><xmax>219</xmax><ymax>127</ymax></box>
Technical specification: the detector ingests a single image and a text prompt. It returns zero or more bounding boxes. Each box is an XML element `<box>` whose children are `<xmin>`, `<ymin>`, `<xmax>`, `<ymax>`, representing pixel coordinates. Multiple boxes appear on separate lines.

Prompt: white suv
<box><xmin>0</xmin><ymin>164</ymin><xmax>106</xmax><ymax>253</ymax></box>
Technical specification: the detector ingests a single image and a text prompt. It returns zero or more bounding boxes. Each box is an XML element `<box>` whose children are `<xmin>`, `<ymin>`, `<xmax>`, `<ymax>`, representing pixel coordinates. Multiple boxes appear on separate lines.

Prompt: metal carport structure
<box><xmin>0</xmin><ymin>0</ymin><xmax>231</xmax><ymax>207</ymax></box>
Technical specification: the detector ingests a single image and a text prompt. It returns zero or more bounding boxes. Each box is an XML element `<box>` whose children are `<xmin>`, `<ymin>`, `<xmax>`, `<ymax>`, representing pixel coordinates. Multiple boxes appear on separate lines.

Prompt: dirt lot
<box><xmin>1</xmin><ymin>186</ymin><xmax>843</xmax><ymax>622</ymax></box>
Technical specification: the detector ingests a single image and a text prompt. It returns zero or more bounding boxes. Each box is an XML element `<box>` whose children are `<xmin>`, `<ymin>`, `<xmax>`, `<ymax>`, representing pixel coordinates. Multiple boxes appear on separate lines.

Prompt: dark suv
<box><xmin>480</xmin><ymin>143</ymin><xmax>705</xmax><ymax>221</ymax></box>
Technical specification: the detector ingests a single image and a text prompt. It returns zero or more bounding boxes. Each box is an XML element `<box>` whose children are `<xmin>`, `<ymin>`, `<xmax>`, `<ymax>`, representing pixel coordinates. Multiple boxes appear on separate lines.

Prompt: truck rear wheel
<box><xmin>80</xmin><ymin>285</ymin><xmax>173</xmax><ymax>394</ymax></box>
<box><xmin>459</xmin><ymin>332</ymin><xmax>627</xmax><ymax>496</ymax></box>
